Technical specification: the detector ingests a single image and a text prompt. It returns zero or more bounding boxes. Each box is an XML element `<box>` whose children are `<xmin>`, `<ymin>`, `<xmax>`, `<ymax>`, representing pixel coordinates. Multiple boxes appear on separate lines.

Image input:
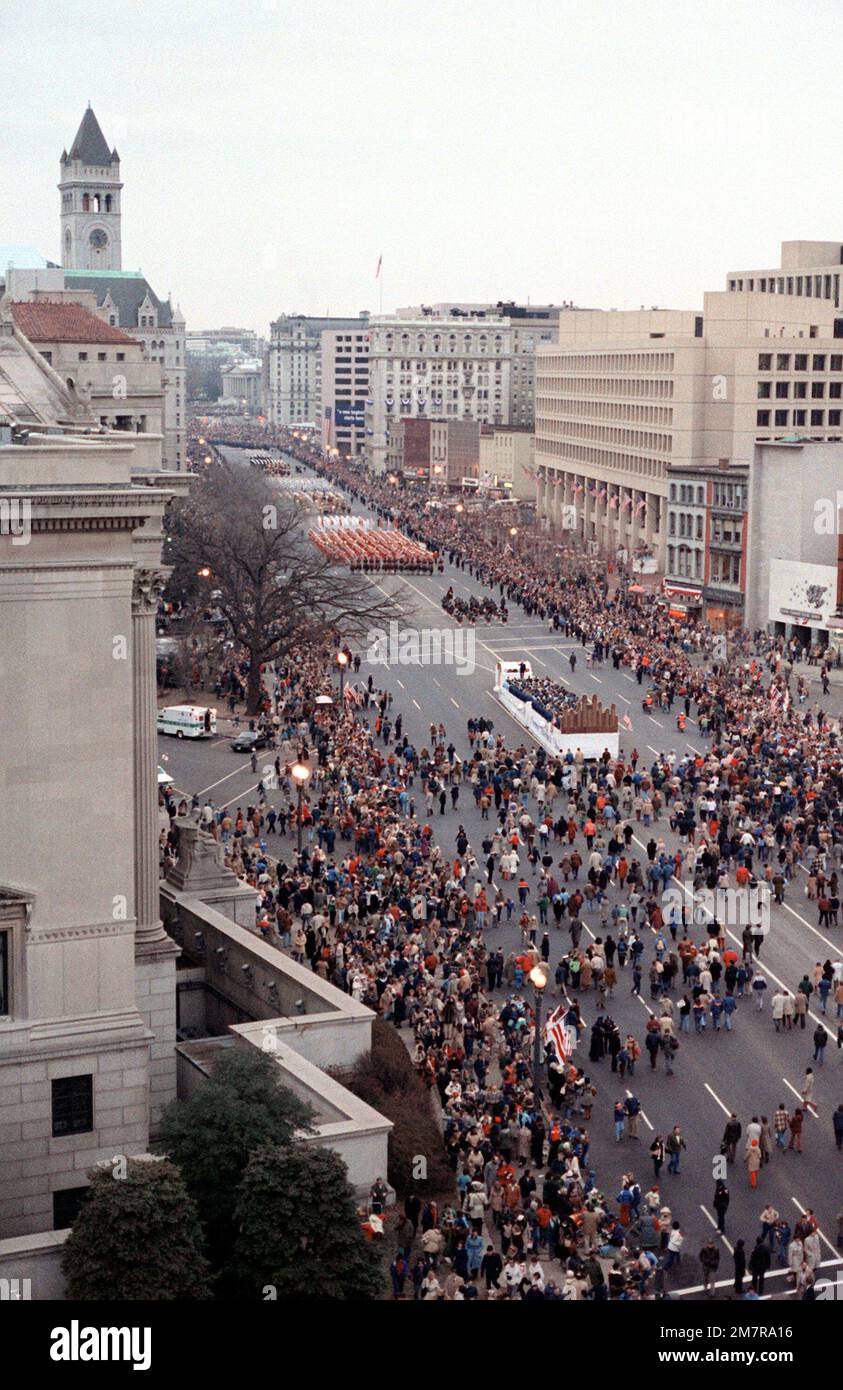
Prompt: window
<box><xmin>776</xmin><ymin>354</ymin><xmax>790</xmax><ymax>370</ymax></box>
<box><xmin>830</xmin><ymin>410</ymin><xmax>842</xmax><ymax>426</ymax></box>
<box><xmin>794</xmin><ymin>381</ymin><xmax>807</xmax><ymax>399</ymax></box>
<box><xmin>51</xmin><ymin>1075</ymin><xmax>93</xmax><ymax>1137</ymax></box>
<box><xmin>757</xmin><ymin>382</ymin><xmax>771</xmax><ymax>399</ymax></box>
<box><xmin>756</xmin><ymin>410</ymin><xmax>770</xmax><ymax>426</ymax></box>
<box><xmin>97</xmin><ymin>352</ymin><xmax>106</xmax><ymax>362</ymax></box>
<box><xmin>78</xmin><ymin>352</ymin><xmax>87</xmax><ymax>362</ymax></box>
<box><xmin>53</xmin><ymin>1187</ymin><xmax>89</xmax><ymax>1231</ymax></box>
<box><xmin>0</xmin><ymin>932</ymin><xmax>7</xmax><ymax>1015</ymax></box>
<box><xmin>811</xmin><ymin>410</ymin><xmax>825</xmax><ymax>426</ymax></box>
<box><xmin>775</xmin><ymin>382</ymin><xmax>789</xmax><ymax>399</ymax></box>
<box><xmin>757</xmin><ymin>353</ymin><xmax>772</xmax><ymax>370</ymax></box>
<box><xmin>812</xmin><ymin>382</ymin><xmax>825</xmax><ymax>399</ymax></box>
<box><xmin>813</xmin><ymin>355</ymin><xmax>826</xmax><ymax>371</ymax></box>
<box><xmin>794</xmin><ymin>354</ymin><xmax>808</xmax><ymax>370</ymax></box>
<box><xmin>774</xmin><ymin>410</ymin><xmax>788</xmax><ymax>426</ymax></box>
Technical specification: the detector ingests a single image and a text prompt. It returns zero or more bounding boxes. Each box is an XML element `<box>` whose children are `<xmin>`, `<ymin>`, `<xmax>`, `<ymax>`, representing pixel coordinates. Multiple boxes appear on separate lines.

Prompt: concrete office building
<box><xmin>366</xmin><ymin>313</ymin><xmax>512</xmax><ymax>474</ymax></box>
<box><xmin>266</xmin><ymin>313</ymin><xmax>368</xmax><ymax>429</ymax></box>
<box><xmin>319</xmin><ymin>324</ymin><xmax>370</xmax><ymax>459</ymax></box>
<box><xmin>535</xmin><ymin>241</ymin><xmax>843</xmax><ymax>569</ymax></box>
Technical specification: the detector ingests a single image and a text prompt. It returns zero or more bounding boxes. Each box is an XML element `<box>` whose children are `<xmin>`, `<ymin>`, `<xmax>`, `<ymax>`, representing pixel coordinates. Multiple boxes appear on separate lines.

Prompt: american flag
<box><xmin>545</xmin><ymin>1006</ymin><xmax>575</xmax><ymax>1063</ymax></box>
<box><xmin>622</xmin><ymin>713</ymin><xmax>633</xmax><ymax>731</ymax></box>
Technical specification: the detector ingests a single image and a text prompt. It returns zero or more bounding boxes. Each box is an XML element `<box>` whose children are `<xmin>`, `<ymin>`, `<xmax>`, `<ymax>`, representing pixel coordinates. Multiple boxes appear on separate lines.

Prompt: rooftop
<box><xmin>11</xmin><ymin>301</ymin><xmax>138</xmax><ymax>346</ymax></box>
<box><xmin>63</xmin><ymin>106</ymin><xmax>116</xmax><ymax>166</ymax></box>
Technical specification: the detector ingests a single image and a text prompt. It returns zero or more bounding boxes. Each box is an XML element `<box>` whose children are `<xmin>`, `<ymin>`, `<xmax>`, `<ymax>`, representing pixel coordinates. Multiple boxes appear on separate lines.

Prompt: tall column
<box><xmin>132</xmin><ymin>567</ymin><xmax>180</xmax><ymax>1128</ymax></box>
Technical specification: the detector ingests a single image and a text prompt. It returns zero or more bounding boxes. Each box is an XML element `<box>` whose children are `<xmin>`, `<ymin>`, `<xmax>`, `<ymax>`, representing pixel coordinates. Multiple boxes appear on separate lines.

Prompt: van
<box><xmin>157</xmin><ymin>705</ymin><xmax>217</xmax><ymax>739</ymax></box>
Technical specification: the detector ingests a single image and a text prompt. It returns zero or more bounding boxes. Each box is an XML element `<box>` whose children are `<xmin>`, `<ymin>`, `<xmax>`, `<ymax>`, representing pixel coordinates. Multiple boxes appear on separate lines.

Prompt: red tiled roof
<box><xmin>11</xmin><ymin>301</ymin><xmax>139</xmax><ymax>346</ymax></box>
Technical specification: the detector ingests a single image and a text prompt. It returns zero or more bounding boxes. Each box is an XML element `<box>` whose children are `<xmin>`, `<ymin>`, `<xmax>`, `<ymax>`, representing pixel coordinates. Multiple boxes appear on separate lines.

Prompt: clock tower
<box><xmin>59</xmin><ymin>105</ymin><xmax>123</xmax><ymax>271</ymax></box>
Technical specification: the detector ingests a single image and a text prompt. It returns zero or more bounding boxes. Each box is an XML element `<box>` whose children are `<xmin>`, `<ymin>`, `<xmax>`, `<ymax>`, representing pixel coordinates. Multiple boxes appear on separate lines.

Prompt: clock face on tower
<box><xmin>89</xmin><ymin>229</ymin><xmax>108</xmax><ymax>250</ymax></box>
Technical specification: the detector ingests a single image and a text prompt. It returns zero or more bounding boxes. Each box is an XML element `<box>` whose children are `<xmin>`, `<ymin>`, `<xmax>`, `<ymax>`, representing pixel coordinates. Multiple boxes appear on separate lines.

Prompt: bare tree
<box><xmin>165</xmin><ymin>461</ymin><xmax>401</xmax><ymax>711</ymax></box>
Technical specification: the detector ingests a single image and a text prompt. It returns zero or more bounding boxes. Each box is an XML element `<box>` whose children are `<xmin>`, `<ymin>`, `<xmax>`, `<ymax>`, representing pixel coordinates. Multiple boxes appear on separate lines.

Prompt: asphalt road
<box><xmin>160</xmin><ymin>447</ymin><xmax>843</xmax><ymax>1298</ymax></box>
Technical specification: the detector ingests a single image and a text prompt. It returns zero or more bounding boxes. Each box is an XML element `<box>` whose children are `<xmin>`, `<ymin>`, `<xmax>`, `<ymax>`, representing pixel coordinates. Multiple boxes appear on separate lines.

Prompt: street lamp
<box><xmin>509</xmin><ymin>526</ymin><xmax>519</xmax><ymax>538</ymax></box>
<box><xmin>336</xmin><ymin>649</ymin><xmax>349</xmax><ymax>703</ymax></box>
<box><xmin>290</xmin><ymin>760</ymin><xmax>311</xmax><ymax>854</ymax></box>
<box><xmin>196</xmin><ymin>566</ymin><xmax>211</xmax><ymax>579</ymax></box>
<box><xmin>529</xmin><ymin>964</ymin><xmax>548</xmax><ymax>1101</ymax></box>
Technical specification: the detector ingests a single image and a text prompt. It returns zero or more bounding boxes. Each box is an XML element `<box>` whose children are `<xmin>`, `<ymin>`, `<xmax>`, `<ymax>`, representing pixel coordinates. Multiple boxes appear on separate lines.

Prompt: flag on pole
<box><xmin>545</xmin><ymin>1005</ymin><xmax>575</xmax><ymax>1063</ymax></box>
<box><xmin>622</xmin><ymin>713</ymin><xmax>633</xmax><ymax>731</ymax></box>
<box><xmin>375</xmin><ymin>254</ymin><xmax>382</xmax><ymax>278</ymax></box>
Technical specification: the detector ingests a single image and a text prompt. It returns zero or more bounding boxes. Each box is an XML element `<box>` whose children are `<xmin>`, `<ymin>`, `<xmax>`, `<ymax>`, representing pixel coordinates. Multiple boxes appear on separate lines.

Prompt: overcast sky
<box><xmin>3</xmin><ymin>0</ymin><xmax>843</xmax><ymax>333</ymax></box>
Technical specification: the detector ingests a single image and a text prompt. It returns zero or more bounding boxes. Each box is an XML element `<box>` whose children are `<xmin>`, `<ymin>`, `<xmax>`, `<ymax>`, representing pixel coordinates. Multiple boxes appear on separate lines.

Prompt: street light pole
<box><xmin>337</xmin><ymin>648</ymin><xmax>349</xmax><ymax>705</ymax></box>
<box><xmin>529</xmin><ymin>965</ymin><xmax>548</xmax><ymax>1101</ymax></box>
<box><xmin>290</xmin><ymin>759</ymin><xmax>311</xmax><ymax>856</ymax></box>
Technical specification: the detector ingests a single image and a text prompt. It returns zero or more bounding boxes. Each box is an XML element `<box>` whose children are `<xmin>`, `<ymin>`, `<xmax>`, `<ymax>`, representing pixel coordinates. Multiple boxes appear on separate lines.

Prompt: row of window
<box><xmin>669</xmin><ymin>513</ymin><xmax>704</xmax><ymax>539</ymax></box>
<box><xmin>540</xmin><ymin>419</ymin><xmax>673</xmax><ymax>455</ymax></box>
<box><xmin>537</xmin><ymin>377</ymin><xmax>675</xmax><ymax>400</ymax></box>
<box><xmin>535</xmin><ymin>438</ymin><xmax>666</xmax><ymax>477</ymax></box>
<box><xmin>758</xmin><ymin>380</ymin><xmax>842</xmax><ymax>399</ymax></box>
<box><xmin>756</xmin><ymin>409</ymin><xmax>842</xmax><ymax>427</ymax></box>
<box><xmin>757</xmin><ymin>352</ymin><xmax>843</xmax><ymax>371</ymax></box>
<box><xmin>541</xmin><ymin>351</ymin><xmax>677</xmax><ymax>373</ymax></box>
<box><xmin>377</xmin><ymin>332</ymin><xmax>508</xmax><ymax>355</ymax></box>
<box><xmin>731</xmin><ymin>273</ymin><xmax>839</xmax><ymax>302</ymax></box>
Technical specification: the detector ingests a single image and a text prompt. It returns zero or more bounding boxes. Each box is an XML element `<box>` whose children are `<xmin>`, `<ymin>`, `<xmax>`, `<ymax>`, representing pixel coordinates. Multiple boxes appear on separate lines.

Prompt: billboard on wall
<box><xmin>768</xmin><ymin>558</ymin><xmax>837</xmax><ymax>628</ymax></box>
<box><xmin>334</xmin><ymin>402</ymin><xmax>366</xmax><ymax>429</ymax></box>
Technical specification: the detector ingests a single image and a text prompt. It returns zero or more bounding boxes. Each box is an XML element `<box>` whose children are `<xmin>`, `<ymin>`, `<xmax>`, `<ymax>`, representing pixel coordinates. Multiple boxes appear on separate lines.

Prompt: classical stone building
<box><xmin>0</xmin><ymin>305</ymin><xmax>185</xmax><ymax>1239</ymax></box>
<box><xmin>54</xmin><ymin>107</ymin><xmax>187</xmax><ymax>470</ymax></box>
<box><xmin>9</xmin><ymin>298</ymin><xmax>164</xmax><ymax>439</ymax></box>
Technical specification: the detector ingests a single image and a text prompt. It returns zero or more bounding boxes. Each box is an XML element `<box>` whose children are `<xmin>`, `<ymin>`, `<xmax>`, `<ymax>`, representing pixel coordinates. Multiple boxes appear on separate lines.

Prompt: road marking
<box><xmin>791</xmin><ymin>1198</ymin><xmax>838</xmax><ymax>1258</ymax></box>
<box><xmin>624</xmin><ymin>673</ymin><xmax>635</xmax><ymax>682</ymax></box>
<box><xmin>782</xmin><ymin>901</ymin><xmax>839</xmax><ymax>955</ymax></box>
<box><xmin>396</xmin><ymin>678</ymin><xmax>405</xmax><ymax>689</ymax></box>
<box><xmin>704</xmin><ymin>1081</ymin><xmax>732</xmax><ymax>1117</ymax></box>
<box><xmin>647</xmin><ymin>716</ymin><xmax>662</xmax><ymax>726</ymax></box>
<box><xmin>669</xmin><ymin>1255</ymin><xmax>843</xmax><ymax>1299</ymax></box>
<box><xmin>626</xmin><ymin>1088</ymin><xmax>654</xmax><ymax>1131</ymax></box>
<box><xmin>432</xmin><ymin>677</ymin><xmax>441</xmax><ymax>687</ymax></box>
<box><xmin>588</xmin><ymin>672</ymin><xmax>602</xmax><ymax>683</ymax></box>
<box><xmin>195</xmin><ymin>760</ymin><xmax>256</xmax><ymax>797</ymax></box>
<box><xmin>647</xmin><ymin>745</ymin><xmax>660</xmax><ymax>755</ymax></box>
<box><xmin>782</xmin><ymin>1077</ymin><xmax>818</xmax><ymax>1118</ymax></box>
<box><xmin>616</xmin><ymin>693</ymin><xmax>630</xmax><ymax>704</ymax></box>
<box><xmin>450</xmin><ymin>697</ymin><xmax>460</xmax><ymax>709</ymax></box>
<box><xmin>634</xmin><ymin>841</ymin><xmax>840</xmax><ymax>1043</ymax></box>
<box><xmin>699</xmin><ymin>1204</ymin><xmax>734</xmax><ymax>1254</ymax></box>
<box><xmin>412</xmin><ymin>699</ymin><xmax>421</xmax><ymax>710</ymax></box>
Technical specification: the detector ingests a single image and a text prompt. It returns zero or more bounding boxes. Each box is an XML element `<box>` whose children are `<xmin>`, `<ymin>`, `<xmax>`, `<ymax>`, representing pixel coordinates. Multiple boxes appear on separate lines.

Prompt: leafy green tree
<box><xmin>156</xmin><ymin>1047</ymin><xmax>314</xmax><ymax>1271</ymax></box>
<box><xmin>230</xmin><ymin>1143</ymin><xmax>384</xmax><ymax>1300</ymax></box>
<box><xmin>61</xmin><ymin>1158</ymin><xmax>211</xmax><ymax>1300</ymax></box>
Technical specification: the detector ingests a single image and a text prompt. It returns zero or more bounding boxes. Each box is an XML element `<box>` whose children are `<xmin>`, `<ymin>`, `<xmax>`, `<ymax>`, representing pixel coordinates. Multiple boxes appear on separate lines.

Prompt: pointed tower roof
<box><xmin>66</xmin><ymin>106</ymin><xmax>114</xmax><ymax>165</ymax></box>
